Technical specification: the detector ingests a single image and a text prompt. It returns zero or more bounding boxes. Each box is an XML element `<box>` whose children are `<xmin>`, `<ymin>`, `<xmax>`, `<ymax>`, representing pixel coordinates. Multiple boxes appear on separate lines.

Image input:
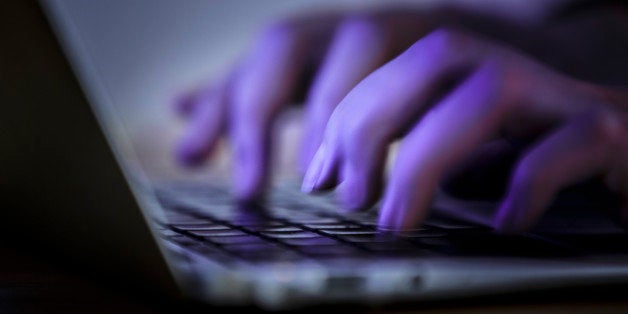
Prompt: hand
<box><xmin>302</xmin><ymin>27</ymin><xmax>628</xmax><ymax>233</ymax></box>
<box><xmin>174</xmin><ymin>10</ymin><xmax>433</xmax><ymax>201</ymax></box>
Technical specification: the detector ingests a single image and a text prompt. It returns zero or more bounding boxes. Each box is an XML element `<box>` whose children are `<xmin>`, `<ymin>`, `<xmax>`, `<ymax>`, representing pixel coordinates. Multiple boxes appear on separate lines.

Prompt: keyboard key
<box><xmin>238</xmin><ymin>221</ymin><xmax>285</xmax><ymax>229</ymax></box>
<box><xmin>284</xmin><ymin>218</ymin><xmax>340</xmax><ymax>224</ymax></box>
<box><xmin>189</xmin><ymin>229</ymin><xmax>247</xmax><ymax>237</ymax></box>
<box><xmin>261</xmin><ymin>231</ymin><xmax>322</xmax><ymax>239</ymax></box>
<box><xmin>258</xmin><ymin>226</ymin><xmax>303</xmax><ymax>232</ymax></box>
<box><xmin>173</xmin><ymin>223</ymin><xmax>230</xmax><ymax>231</ymax></box>
<box><xmin>321</xmin><ymin>229</ymin><xmax>377</xmax><ymax>236</ymax></box>
<box><xmin>341</xmin><ymin>234</ymin><xmax>399</xmax><ymax>243</ymax></box>
<box><xmin>281</xmin><ymin>237</ymin><xmax>339</xmax><ymax>246</ymax></box>
<box><xmin>205</xmin><ymin>235</ymin><xmax>267</xmax><ymax>245</ymax></box>
<box><xmin>303</xmin><ymin>223</ymin><xmax>360</xmax><ymax>230</ymax></box>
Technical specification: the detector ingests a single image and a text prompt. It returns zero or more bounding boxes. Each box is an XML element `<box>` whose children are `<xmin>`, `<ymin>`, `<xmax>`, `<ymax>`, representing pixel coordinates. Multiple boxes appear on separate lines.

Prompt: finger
<box><xmin>302</xmin><ymin>140</ymin><xmax>340</xmax><ymax>192</ymax></box>
<box><xmin>175</xmin><ymin>79</ymin><xmax>230</xmax><ymax>166</ymax></box>
<box><xmin>300</xmin><ymin>16</ymin><xmax>390</xmax><ymax>172</ymax></box>
<box><xmin>230</xmin><ymin>24</ymin><xmax>314</xmax><ymax>200</ymax></box>
<box><xmin>494</xmin><ymin>109</ymin><xmax>628</xmax><ymax>233</ymax></box>
<box><xmin>378</xmin><ymin>60</ymin><xmax>515</xmax><ymax>231</ymax></box>
<box><xmin>304</xmin><ymin>28</ymin><xmax>488</xmax><ymax>208</ymax></box>
<box><xmin>377</xmin><ymin>56</ymin><xmax>615</xmax><ymax>232</ymax></box>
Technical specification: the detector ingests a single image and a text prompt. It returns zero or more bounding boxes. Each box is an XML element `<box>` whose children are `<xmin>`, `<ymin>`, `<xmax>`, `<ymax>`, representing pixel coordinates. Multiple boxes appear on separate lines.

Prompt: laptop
<box><xmin>1</xmin><ymin>0</ymin><xmax>628</xmax><ymax>310</ymax></box>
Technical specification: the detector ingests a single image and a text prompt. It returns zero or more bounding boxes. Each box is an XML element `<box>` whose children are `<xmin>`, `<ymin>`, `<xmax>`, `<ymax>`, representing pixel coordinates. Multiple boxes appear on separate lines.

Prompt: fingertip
<box><xmin>493</xmin><ymin>196</ymin><xmax>529</xmax><ymax>234</ymax></box>
<box><xmin>301</xmin><ymin>142</ymin><xmax>339</xmax><ymax>193</ymax></box>
<box><xmin>232</xmin><ymin>143</ymin><xmax>269</xmax><ymax>202</ymax></box>
<box><xmin>376</xmin><ymin>225</ymin><xmax>400</xmax><ymax>234</ymax></box>
<box><xmin>377</xmin><ymin>193</ymin><xmax>402</xmax><ymax>232</ymax></box>
<box><xmin>301</xmin><ymin>148</ymin><xmax>324</xmax><ymax>193</ymax></box>
<box><xmin>337</xmin><ymin>173</ymin><xmax>378</xmax><ymax>212</ymax></box>
<box><xmin>232</xmin><ymin>168</ymin><xmax>266</xmax><ymax>203</ymax></box>
<box><xmin>378</xmin><ymin>184</ymin><xmax>438</xmax><ymax>234</ymax></box>
<box><xmin>337</xmin><ymin>182</ymin><xmax>366</xmax><ymax>212</ymax></box>
<box><xmin>175</xmin><ymin>136</ymin><xmax>208</xmax><ymax>168</ymax></box>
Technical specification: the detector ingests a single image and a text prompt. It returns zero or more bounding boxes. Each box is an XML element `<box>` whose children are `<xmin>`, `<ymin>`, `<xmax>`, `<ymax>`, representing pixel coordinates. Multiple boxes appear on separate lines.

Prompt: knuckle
<box><xmin>340</xmin><ymin>112</ymin><xmax>386</xmax><ymax>153</ymax></box>
<box><xmin>476</xmin><ymin>55</ymin><xmax>525</xmax><ymax>113</ymax></box>
<box><xmin>342</xmin><ymin>113</ymin><xmax>371</xmax><ymax>144</ymax></box>
<box><xmin>336</xmin><ymin>14</ymin><xmax>384</xmax><ymax>41</ymax></box>
<box><xmin>250</xmin><ymin>21</ymin><xmax>302</xmax><ymax>59</ymax></box>
<box><xmin>261</xmin><ymin>20</ymin><xmax>298</xmax><ymax>42</ymax></box>
<box><xmin>310</xmin><ymin>89</ymin><xmax>345</xmax><ymax>112</ymax></box>
<box><xmin>231</xmin><ymin>88</ymin><xmax>272</xmax><ymax>122</ymax></box>
<box><xmin>584</xmin><ymin>109</ymin><xmax>625</xmax><ymax>147</ymax></box>
<box><xmin>480</xmin><ymin>54</ymin><xmax>509</xmax><ymax>74</ymax></box>
<box><xmin>468</xmin><ymin>58</ymin><xmax>511</xmax><ymax>111</ymax></box>
<box><xmin>425</xmin><ymin>27</ymin><xmax>465</xmax><ymax>46</ymax></box>
<box><xmin>399</xmin><ymin>26</ymin><xmax>475</xmax><ymax>71</ymax></box>
<box><xmin>411</xmin><ymin>27</ymin><xmax>467</xmax><ymax>57</ymax></box>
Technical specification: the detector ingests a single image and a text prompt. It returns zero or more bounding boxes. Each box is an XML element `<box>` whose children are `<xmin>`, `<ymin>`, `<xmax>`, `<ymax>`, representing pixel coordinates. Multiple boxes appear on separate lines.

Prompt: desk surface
<box><xmin>1</xmin><ymin>244</ymin><xmax>627</xmax><ymax>314</ymax></box>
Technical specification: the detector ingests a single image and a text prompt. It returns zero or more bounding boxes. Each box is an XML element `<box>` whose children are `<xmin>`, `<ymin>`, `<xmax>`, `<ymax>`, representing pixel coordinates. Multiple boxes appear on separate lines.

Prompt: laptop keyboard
<box><xmin>154</xmin><ymin>182</ymin><xmax>627</xmax><ymax>264</ymax></box>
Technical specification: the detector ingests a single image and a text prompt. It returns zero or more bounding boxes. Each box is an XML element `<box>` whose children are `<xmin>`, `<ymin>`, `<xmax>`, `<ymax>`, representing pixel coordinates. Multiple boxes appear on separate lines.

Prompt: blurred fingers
<box><xmin>495</xmin><ymin>109</ymin><xmax>628</xmax><ymax>233</ymax></box>
<box><xmin>175</xmin><ymin>79</ymin><xmax>230</xmax><ymax>166</ymax></box>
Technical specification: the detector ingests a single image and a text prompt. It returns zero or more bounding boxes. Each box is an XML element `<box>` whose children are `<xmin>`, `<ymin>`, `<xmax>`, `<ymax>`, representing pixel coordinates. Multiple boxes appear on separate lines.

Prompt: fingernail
<box><xmin>301</xmin><ymin>145</ymin><xmax>326</xmax><ymax>193</ymax></box>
